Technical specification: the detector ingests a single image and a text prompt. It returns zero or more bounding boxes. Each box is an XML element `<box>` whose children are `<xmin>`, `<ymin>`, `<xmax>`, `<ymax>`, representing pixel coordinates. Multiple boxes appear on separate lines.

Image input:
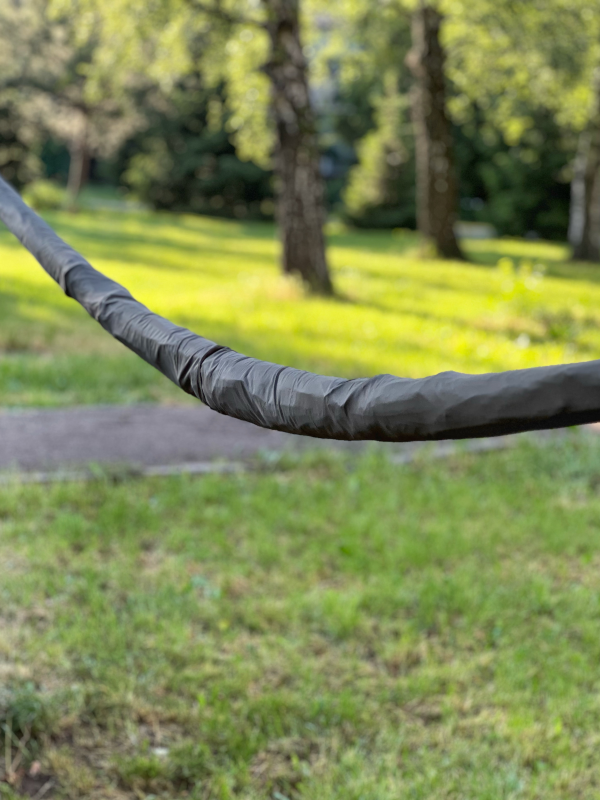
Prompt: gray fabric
<box><xmin>2</xmin><ymin>173</ymin><xmax>600</xmax><ymax>442</ymax></box>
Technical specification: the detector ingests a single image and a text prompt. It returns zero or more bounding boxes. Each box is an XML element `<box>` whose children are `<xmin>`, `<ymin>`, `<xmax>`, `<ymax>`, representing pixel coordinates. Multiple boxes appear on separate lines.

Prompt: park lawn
<box><xmin>2</xmin><ymin>208</ymin><xmax>600</xmax><ymax>407</ymax></box>
<box><xmin>2</xmin><ymin>436</ymin><xmax>600</xmax><ymax>798</ymax></box>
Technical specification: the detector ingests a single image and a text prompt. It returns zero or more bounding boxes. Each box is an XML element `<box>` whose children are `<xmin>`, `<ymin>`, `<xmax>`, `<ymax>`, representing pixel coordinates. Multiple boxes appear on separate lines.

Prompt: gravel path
<box><xmin>0</xmin><ymin>403</ymin><xmax>592</xmax><ymax>480</ymax></box>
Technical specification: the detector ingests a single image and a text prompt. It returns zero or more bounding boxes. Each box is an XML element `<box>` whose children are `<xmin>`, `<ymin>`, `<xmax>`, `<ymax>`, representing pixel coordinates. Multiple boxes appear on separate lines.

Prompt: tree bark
<box><xmin>67</xmin><ymin>120</ymin><xmax>90</xmax><ymax>209</ymax></box>
<box><xmin>262</xmin><ymin>0</ymin><xmax>333</xmax><ymax>295</ymax></box>
<box><xmin>406</xmin><ymin>3</ymin><xmax>464</xmax><ymax>260</ymax></box>
<box><xmin>570</xmin><ymin>71</ymin><xmax>600</xmax><ymax>262</ymax></box>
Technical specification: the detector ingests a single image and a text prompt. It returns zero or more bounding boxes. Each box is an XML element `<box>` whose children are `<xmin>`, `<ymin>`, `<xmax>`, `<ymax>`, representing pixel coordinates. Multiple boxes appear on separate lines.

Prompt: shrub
<box><xmin>22</xmin><ymin>180</ymin><xmax>67</xmax><ymax>211</ymax></box>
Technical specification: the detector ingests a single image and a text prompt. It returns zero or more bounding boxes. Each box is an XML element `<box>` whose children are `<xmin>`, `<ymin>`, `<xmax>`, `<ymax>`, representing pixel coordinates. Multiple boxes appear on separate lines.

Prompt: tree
<box><xmin>445</xmin><ymin>0</ymin><xmax>600</xmax><ymax>260</ymax></box>
<box><xmin>313</xmin><ymin>0</ymin><xmax>464</xmax><ymax>258</ymax></box>
<box><xmin>76</xmin><ymin>0</ymin><xmax>334</xmax><ymax>294</ymax></box>
<box><xmin>406</xmin><ymin>3</ymin><xmax>463</xmax><ymax>258</ymax></box>
<box><xmin>0</xmin><ymin>0</ymin><xmax>143</xmax><ymax>206</ymax></box>
<box><xmin>312</xmin><ymin>1</ymin><xmax>416</xmax><ymax>228</ymax></box>
<box><xmin>262</xmin><ymin>0</ymin><xmax>332</xmax><ymax>293</ymax></box>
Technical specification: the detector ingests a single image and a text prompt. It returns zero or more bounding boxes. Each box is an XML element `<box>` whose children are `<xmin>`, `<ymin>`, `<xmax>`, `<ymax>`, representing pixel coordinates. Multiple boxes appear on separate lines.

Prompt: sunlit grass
<box><xmin>1</xmin><ymin>208</ymin><xmax>599</xmax><ymax>406</ymax></box>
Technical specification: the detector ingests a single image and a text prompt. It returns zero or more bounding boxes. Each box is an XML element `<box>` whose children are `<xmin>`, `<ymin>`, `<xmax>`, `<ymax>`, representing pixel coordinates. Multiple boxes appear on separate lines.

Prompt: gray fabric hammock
<box><xmin>1</xmin><ymin>174</ymin><xmax>599</xmax><ymax>442</ymax></box>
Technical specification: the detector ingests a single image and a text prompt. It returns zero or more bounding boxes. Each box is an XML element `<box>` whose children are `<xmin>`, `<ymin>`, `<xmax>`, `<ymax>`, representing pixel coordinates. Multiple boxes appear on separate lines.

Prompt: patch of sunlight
<box><xmin>1</xmin><ymin>206</ymin><xmax>599</xmax><ymax>405</ymax></box>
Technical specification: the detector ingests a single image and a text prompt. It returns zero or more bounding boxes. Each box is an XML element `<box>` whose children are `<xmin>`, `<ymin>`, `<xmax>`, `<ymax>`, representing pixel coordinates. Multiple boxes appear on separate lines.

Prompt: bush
<box><xmin>343</xmin><ymin>79</ymin><xmax>416</xmax><ymax>230</ymax></box>
<box><xmin>22</xmin><ymin>180</ymin><xmax>67</xmax><ymax>211</ymax></box>
<box><xmin>23</xmin><ymin>180</ymin><xmax>67</xmax><ymax>211</ymax></box>
<box><xmin>454</xmin><ymin>108</ymin><xmax>571</xmax><ymax>240</ymax></box>
<box><xmin>120</xmin><ymin>78</ymin><xmax>274</xmax><ymax>220</ymax></box>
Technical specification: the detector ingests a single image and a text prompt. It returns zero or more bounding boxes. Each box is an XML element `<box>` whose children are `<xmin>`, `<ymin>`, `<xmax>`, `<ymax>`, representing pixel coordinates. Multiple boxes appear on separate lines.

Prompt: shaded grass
<box><xmin>1</xmin><ymin>210</ymin><xmax>600</xmax><ymax>406</ymax></box>
<box><xmin>3</xmin><ymin>436</ymin><xmax>600</xmax><ymax>797</ymax></box>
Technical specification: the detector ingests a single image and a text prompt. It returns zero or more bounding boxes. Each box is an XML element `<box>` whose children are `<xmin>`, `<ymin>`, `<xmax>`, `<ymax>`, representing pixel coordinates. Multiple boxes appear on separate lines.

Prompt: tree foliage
<box><xmin>344</xmin><ymin>75</ymin><xmax>416</xmax><ymax>229</ymax></box>
<box><xmin>444</xmin><ymin>0</ymin><xmax>599</xmax><ymax>137</ymax></box>
<box><xmin>2</xmin><ymin>0</ymin><xmax>597</xmax><ymax>250</ymax></box>
<box><xmin>313</xmin><ymin>0</ymin><xmax>589</xmax><ymax>241</ymax></box>
<box><xmin>0</xmin><ymin>0</ymin><xmax>144</xmax><ymax>200</ymax></box>
<box><xmin>122</xmin><ymin>75</ymin><xmax>274</xmax><ymax>218</ymax></box>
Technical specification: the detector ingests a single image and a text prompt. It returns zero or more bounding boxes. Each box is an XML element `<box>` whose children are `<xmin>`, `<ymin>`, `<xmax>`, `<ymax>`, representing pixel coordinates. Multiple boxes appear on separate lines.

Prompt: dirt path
<box><xmin>0</xmin><ymin>403</ymin><xmax>593</xmax><ymax>478</ymax></box>
<box><xmin>0</xmin><ymin>403</ymin><xmax>370</xmax><ymax>474</ymax></box>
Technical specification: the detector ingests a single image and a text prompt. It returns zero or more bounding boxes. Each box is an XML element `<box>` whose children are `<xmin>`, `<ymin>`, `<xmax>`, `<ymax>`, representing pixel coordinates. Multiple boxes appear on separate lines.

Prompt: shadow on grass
<box><xmin>45</xmin><ymin>220</ymin><xmax>276</xmax><ymax>275</ymax></box>
<box><xmin>0</xmin><ymin>281</ymin><xmax>95</xmax><ymax>355</ymax></box>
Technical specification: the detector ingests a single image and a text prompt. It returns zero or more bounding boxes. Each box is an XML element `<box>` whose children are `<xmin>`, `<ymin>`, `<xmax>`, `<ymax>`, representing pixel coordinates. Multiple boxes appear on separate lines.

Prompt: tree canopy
<box><xmin>1</xmin><ymin>0</ymin><xmax>598</xmax><ymax>257</ymax></box>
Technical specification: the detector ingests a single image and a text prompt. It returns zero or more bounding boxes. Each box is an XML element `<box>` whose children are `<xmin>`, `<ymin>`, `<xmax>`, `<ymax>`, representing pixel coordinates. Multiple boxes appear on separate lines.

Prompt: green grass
<box><xmin>2</xmin><ymin>208</ymin><xmax>600</xmax><ymax>406</ymax></box>
<box><xmin>4</xmin><ymin>207</ymin><xmax>600</xmax><ymax>797</ymax></box>
<box><xmin>3</xmin><ymin>437</ymin><xmax>600</xmax><ymax>798</ymax></box>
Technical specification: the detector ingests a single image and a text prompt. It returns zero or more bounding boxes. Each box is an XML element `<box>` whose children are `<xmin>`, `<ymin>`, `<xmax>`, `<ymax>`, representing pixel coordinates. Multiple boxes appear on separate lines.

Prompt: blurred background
<box><xmin>1</xmin><ymin>0</ymin><xmax>594</xmax><ymax>244</ymax></box>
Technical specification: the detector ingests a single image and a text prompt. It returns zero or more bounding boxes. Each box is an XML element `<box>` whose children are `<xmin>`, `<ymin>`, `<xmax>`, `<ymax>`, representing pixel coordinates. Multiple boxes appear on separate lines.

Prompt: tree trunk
<box><xmin>67</xmin><ymin>121</ymin><xmax>90</xmax><ymax>210</ymax></box>
<box><xmin>406</xmin><ymin>3</ymin><xmax>464</xmax><ymax>260</ymax></box>
<box><xmin>569</xmin><ymin>130</ymin><xmax>588</xmax><ymax>253</ymax></box>
<box><xmin>262</xmin><ymin>0</ymin><xmax>333</xmax><ymax>295</ymax></box>
<box><xmin>570</xmin><ymin>71</ymin><xmax>600</xmax><ymax>262</ymax></box>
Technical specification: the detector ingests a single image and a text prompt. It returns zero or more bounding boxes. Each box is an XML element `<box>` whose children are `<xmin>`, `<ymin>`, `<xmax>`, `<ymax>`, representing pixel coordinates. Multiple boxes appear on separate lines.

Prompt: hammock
<box><xmin>1</xmin><ymin>174</ymin><xmax>599</xmax><ymax>442</ymax></box>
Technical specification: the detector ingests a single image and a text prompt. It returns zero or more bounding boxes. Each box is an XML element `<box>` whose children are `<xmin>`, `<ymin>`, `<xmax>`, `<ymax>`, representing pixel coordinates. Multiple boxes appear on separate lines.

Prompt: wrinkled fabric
<box><xmin>2</xmin><ymin>173</ymin><xmax>600</xmax><ymax>442</ymax></box>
